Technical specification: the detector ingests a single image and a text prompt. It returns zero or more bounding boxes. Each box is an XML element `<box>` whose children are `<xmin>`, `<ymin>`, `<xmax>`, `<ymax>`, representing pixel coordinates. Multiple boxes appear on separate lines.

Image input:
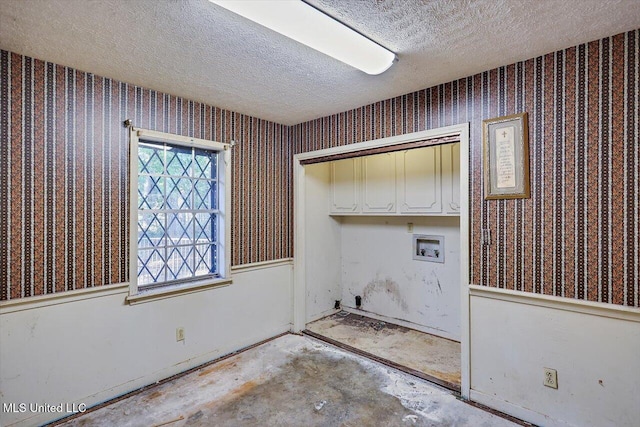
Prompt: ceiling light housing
<box><xmin>210</xmin><ymin>0</ymin><xmax>397</xmax><ymax>75</ymax></box>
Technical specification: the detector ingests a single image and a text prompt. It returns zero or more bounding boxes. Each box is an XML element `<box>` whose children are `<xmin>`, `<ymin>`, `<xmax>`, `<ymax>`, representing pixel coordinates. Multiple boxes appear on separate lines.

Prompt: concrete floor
<box><xmin>306</xmin><ymin>311</ymin><xmax>461</xmax><ymax>387</ymax></box>
<box><xmin>58</xmin><ymin>334</ymin><xmax>516</xmax><ymax>427</ymax></box>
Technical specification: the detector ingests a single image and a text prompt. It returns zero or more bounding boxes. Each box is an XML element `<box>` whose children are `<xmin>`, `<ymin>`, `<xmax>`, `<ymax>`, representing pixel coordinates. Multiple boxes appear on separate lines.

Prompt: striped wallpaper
<box><xmin>2</xmin><ymin>30</ymin><xmax>638</xmax><ymax>306</ymax></box>
<box><xmin>292</xmin><ymin>29</ymin><xmax>639</xmax><ymax>307</ymax></box>
<box><xmin>0</xmin><ymin>50</ymin><xmax>292</xmax><ymax>300</ymax></box>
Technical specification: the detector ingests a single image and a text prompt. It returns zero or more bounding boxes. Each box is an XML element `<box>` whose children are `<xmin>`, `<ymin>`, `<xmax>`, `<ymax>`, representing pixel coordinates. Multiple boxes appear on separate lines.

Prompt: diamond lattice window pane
<box><xmin>194</xmin><ymin>180</ymin><xmax>216</xmax><ymax>209</ymax></box>
<box><xmin>166</xmin><ymin>146</ymin><xmax>192</xmax><ymax>176</ymax></box>
<box><xmin>137</xmin><ymin>139</ymin><xmax>220</xmax><ymax>287</ymax></box>
<box><xmin>138</xmin><ymin>143</ymin><xmax>164</xmax><ymax>174</ymax></box>
<box><xmin>166</xmin><ymin>177</ymin><xmax>193</xmax><ymax>210</ymax></box>
<box><xmin>194</xmin><ymin>213</ymin><xmax>215</xmax><ymax>243</ymax></box>
<box><xmin>138</xmin><ymin>212</ymin><xmax>165</xmax><ymax>248</ymax></box>
<box><xmin>194</xmin><ymin>150</ymin><xmax>216</xmax><ymax>179</ymax></box>
<box><xmin>138</xmin><ymin>248</ymin><xmax>165</xmax><ymax>285</ymax></box>
<box><xmin>194</xmin><ymin>244</ymin><xmax>215</xmax><ymax>276</ymax></box>
<box><xmin>138</xmin><ymin>176</ymin><xmax>165</xmax><ymax>210</ymax></box>
<box><xmin>167</xmin><ymin>212</ymin><xmax>194</xmax><ymax>245</ymax></box>
<box><xmin>167</xmin><ymin>246</ymin><xmax>194</xmax><ymax>281</ymax></box>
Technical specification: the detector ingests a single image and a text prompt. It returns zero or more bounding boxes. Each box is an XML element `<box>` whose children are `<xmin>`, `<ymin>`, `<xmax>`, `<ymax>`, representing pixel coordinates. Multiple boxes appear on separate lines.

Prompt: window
<box><xmin>128</xmin><ymin>128</ymin><xmax>231</xmax><ymax>302</ymax></box>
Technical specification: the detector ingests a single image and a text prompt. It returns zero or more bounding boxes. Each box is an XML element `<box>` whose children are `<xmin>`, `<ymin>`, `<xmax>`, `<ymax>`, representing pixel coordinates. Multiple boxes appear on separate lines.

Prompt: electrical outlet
<box><xmin>176</xmin><ymin>327</ymin><xmax>185</xmax><ymax>342</ymax></box>
<box><xmin>543</xmin><ymin>368</ymin><xmax>558</xmax><ymax>389</ymax></box>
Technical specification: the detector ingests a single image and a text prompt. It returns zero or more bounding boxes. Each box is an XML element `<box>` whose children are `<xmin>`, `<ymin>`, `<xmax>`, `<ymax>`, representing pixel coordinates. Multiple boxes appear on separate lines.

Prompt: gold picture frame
<box><xmin>483</xmin><ymin>112</ymin><xmax>530</xmax><ymax>199</ymax></box>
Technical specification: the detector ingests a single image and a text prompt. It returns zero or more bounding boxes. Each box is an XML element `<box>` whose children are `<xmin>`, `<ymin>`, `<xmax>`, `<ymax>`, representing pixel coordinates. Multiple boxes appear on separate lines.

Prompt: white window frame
<box><xmin>126</xmin><ymin>127</ymin><xmax>232</xmax><ymax>304</ymax></box>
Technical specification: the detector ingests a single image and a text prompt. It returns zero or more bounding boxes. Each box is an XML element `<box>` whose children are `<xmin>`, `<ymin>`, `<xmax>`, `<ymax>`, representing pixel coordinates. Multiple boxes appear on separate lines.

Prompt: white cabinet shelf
<box><xmin>329</xmin><ymin>143</ymin><xmax>460</xmax><ymax>216</ymax></box>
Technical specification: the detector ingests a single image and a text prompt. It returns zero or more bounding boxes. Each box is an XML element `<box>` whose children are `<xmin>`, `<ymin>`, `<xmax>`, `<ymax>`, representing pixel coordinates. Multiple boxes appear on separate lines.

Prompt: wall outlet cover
<box><xmin>543</xmin><ymin>367</ymin><xmax>558</xmax><ymax>389</ymax></box>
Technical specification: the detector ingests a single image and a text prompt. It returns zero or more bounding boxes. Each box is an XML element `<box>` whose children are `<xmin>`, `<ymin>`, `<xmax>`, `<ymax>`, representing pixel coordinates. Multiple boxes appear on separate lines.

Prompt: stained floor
<box><xmin>306</xmin><ymin>311</ymin><xmax>461</xmax><ymax>388</ymax></box>
<box><xmin>56</xmin><ymin>335</ymin><xmax>513</xmax><ymax>427</ymax></box>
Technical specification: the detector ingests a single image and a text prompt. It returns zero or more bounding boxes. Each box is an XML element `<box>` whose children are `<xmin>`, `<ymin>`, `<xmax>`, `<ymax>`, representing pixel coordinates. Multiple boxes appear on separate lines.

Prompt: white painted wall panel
<box><xmin>340</xmin><ymin>216</ymin><xmax>460</xmax><ymax>340</ymax></box>
<box><xmin>470</xmin><ymin>292</ymin><xmax>640</xmax><ymax>427</ymax></box>
<box><xmin>305</xmin><ymin>163</ymin><xmax>343</xmax><ymax>321</ymax></box>
<box><xmin>0</xmin><ymin>263</ymin><xmax>292</xmax><ymax>427</ymax></box>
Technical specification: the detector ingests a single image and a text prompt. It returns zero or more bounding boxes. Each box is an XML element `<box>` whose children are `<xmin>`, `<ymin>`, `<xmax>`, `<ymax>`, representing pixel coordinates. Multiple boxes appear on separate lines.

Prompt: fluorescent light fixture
<box><xmin>210</xmin><ymin>0</ymin><xmax>396</xmax><ymax>75</ymax></box>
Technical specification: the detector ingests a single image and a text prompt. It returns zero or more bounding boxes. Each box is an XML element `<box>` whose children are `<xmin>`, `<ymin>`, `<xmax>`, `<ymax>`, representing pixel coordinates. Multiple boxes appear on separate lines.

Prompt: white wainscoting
<box><xmin>469</xmin><ymin>286</ymin><xmax>640</xmax><ymax>427</ymax></box>
<box><xmin>0</xmin><ymin>260</ymin><xmax>293</xmax><ymax>427</ymax></box>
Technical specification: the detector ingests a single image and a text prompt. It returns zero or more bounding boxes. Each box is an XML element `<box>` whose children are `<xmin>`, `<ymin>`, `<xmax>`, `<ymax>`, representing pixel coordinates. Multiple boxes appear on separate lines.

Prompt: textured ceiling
<box><xmin>1</xmin><ymin>0</ymin><xmax>639</xmax><ymax>125</ymax></box>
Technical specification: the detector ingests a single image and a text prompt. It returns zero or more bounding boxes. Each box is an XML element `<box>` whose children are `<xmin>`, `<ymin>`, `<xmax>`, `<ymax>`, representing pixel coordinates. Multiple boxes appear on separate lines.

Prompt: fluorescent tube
<box><xmin>210</xmin><ymin>0</ymin><xmax>396</xmax><ymax>75</ymax></box>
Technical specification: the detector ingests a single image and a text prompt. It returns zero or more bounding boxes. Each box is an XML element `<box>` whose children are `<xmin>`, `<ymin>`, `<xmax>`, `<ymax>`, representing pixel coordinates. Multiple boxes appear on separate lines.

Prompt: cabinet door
<box><xmin>362</xmin><ymin>153</ymin><xmax>396</xmax><ymax>213</ymax></box>
<box><xmin>397</xmin><ymin>146</ymin><xmax>442</xmax><ymax>214</ymax></box>
<box><xmin>441</xmin><ymin>142</ymin><xmax>461</xmax><ymax>214</ymax></box>
<box><xmin>329</xmin><ymin>158</ymin><xmax>360</xmax><ymax>214</ymax></box>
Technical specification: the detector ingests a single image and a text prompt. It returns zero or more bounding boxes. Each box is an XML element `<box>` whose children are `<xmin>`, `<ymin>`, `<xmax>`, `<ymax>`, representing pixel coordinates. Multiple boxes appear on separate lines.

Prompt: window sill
<box><xmin>126</xmin><ymin>277</ymin><xmax>232</xmax><ymax>305</ymax></box>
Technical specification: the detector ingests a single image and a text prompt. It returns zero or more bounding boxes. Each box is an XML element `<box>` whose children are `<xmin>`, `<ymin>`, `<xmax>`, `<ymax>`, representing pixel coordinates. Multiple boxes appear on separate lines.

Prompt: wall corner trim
<box><xmin>0</xmin><ymin>283</ymin><xmax>129</xmax><ymax>315</ymax></box>
<box><xmin>469</xmin><ymin>285</ymin><xmax>640</xmax><ymax>322</ymax></box>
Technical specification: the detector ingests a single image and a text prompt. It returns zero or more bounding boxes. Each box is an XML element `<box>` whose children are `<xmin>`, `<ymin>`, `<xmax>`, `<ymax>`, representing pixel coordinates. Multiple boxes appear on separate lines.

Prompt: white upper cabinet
<box><xmin>441</xmin><ymin>142</ymin><xmax>461</xmax><ymax>214</ymax></box>
<box><xmin>362</xmin><ymin>153</ymin><xmax>396</xmax><ymax>213</ymax></box>
<box><xmin>329</xmin><ymin>158</ymin><xmax>361</xmax><ymax>213</ymax></box>
<box><xmin>397</xmin><ymin>146</ymin><xmax>441</xmax><ymax>214</ymax></box>
<box><xmin>328</xmin><ymin>143</ymin><xmax>460</xmax><ymax>216</ymax></box>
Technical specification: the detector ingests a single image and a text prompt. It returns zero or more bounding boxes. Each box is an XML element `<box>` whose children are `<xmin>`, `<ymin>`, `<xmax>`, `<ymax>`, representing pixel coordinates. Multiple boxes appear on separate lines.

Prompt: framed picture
<box><xmin>482</xmin><ymin>112</ymin><xmax>530</xmax><ymax>199</ymax></box>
